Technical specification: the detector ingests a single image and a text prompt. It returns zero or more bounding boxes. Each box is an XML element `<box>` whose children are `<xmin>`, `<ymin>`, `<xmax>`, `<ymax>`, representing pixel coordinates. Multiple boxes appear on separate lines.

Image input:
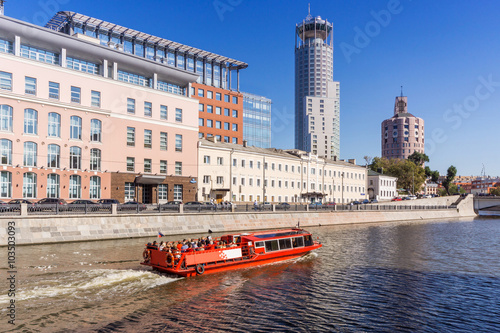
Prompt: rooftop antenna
<box><xmin>401</xmin><ymin>85</ymin><xmax>404</xmax><ymax>97</ymax></box>
<box><xmin>306</xmin><ymin>3</ymin><xmax>313</xmax><ymax>20</ymax></box>
<box><xmin>0</xmin><ymin>1</ymin><xmax>5</xmax><ymax>16</ymax></box>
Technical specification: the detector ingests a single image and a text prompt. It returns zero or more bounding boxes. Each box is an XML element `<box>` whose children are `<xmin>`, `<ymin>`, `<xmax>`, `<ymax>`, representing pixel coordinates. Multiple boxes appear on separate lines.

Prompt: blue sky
<box><xmin>8</xmin><ymin>0</ymin><xmax>500</xmax><ymax>177</ymax></box>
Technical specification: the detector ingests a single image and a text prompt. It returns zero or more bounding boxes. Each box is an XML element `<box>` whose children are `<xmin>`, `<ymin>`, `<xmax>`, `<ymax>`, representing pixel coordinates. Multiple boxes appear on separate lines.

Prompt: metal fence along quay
<box><xmin>0</xmin><ymin>202</ymin><xmax>456</xmax><ymax>217</ymax></box>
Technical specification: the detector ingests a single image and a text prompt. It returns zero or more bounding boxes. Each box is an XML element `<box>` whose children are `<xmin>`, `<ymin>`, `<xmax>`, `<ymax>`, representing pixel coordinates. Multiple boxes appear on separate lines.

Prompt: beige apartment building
<box><xmin>198</xmin><ymin>139</ymin><xmax>367</xmax><ymax>204</ymax></box>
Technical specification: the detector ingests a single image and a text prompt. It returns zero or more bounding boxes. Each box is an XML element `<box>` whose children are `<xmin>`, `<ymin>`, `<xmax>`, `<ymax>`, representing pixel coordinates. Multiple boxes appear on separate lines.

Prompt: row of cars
<box><xmin>0</xmin><ymin>198</ymin><xmax>149</xmax><ymax>212</ymax></box>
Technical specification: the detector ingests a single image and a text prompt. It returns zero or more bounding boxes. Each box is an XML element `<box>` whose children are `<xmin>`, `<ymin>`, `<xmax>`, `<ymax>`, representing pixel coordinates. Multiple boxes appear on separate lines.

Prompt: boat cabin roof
<box><xmin>233</xmin><ymin>228</ymin><xmax>310</xmax><ymax>242</ymax></box>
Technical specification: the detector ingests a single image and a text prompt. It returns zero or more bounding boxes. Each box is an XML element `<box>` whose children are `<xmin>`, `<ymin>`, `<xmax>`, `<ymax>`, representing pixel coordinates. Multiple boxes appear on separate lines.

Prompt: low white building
<box><xmin>367</xmin><ymin>170</ymin><xmax>398</xmax><ymax>201</ymax></box>
<box><xmin>198</xmin><ymin>138</ymin><xmax>367</xmax><ymax>204</ymax></box>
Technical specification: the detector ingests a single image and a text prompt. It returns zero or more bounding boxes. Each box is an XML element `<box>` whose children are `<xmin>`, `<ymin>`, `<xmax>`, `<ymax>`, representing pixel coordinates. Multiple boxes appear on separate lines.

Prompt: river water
<box><xmin>1</xmin><ymin>217</ymin><xmax>500</xmax><ymax>332</ymax></box>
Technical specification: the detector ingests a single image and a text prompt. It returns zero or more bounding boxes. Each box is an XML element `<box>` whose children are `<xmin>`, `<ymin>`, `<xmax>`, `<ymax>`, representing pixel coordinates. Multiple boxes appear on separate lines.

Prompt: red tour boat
<box><xmin>141</xmin><ymin>228</ymin><xmax>322</xmax><ymax>277</ymax></box>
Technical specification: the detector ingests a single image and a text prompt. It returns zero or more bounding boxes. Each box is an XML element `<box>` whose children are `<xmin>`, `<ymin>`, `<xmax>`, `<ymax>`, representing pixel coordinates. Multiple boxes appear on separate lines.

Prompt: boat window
<box><xmin>304</xmin><ymin>235</ymin><xmax>313</xmax><ymax>246</ymax></box>
<box><xmin>255</xmin><ymin>241</ymin><xmax>264</xmax><ymax>248</ymax></box>
<box><xmin>265</xmin><ymin>240</ymin><xmax>279</xmax><ymax>252</ymax></box>
<box><xmin>293</xmin><ymin>237</ymin><xmax>304</xmax><ymax>248</ymax></box>
<box><xmin>278</xmin><ymin>238</ymin><xmax>292</xmax><ymax>250</ymax></box>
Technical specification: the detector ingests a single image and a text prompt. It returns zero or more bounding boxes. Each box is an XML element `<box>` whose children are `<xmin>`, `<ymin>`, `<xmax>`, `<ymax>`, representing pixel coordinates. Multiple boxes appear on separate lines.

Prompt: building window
<box><xmin>207</xmin><ymin>91</ymin><xmax>213</xmax><ymax>99</ymax></box>
<box><xmin>144</xmin><ymin>130</ymin><xmax>152</xmax><ymax>148</ymax></box>
<box><xmin>25</xmin><ymin>76</ymin><xmax>36</xmax><ymax>95</ymax></box>
<box><xmin>207</xmin><ymin>105</ymin><xmax>213</xmax><ymax>113</ymax></box>
<box><xmin>118</xmin><ymin>70</ymin><xmax>150</xmax><ymax>87</ymax></box>
<box><xmin>216</xmin><ymin>121</ymin><xmax>221</xmax><ymax>129</ymax></box>
<box><xmin>160</xmin><ymin>160</ymin><xmax>167</xmax><ymax>174</ymax></box>
<box><xmin>91</xmin><ymin>91</ymin><xmax>101</xmax><ymax>107</ymax></box>
<box><xmin>158</xmin><ymin>184</ymin><xmax>168</xmax><ymax>200</ymax></box>
<box><xmin>23</xmin><ymin>172</ymin><xmax>37</xmax><ymax>198</ymax></box>
<box><xmin>69</xmin><ymin>146</ymin><xmax>82</xmax><ymax>170</ymax></box>
<box><xmin>71</xmin><ymin>86</ymin><xmax>81</xmax><ymax>103</ymax></box>
<box><xmin>232</xmin><ymin>96</ymin><xmax>238</xmax><ymax>104</ymax></box>
<box><xmin>217</xmin><ymin>157</ymin><xmax>223</xmax><ymax>165</ymax></box>
<box><xmin>216</xmin><ymin>92</ymin><xmax>221</xmax><ymax>101</ymax></box>
<box><xmin>216</xmin><ymin>107</ymin><xmax>221</xmax><ymax>115</ymax></box>
<box><xmin>224</xmin><ymin>108</ymin><xmax>230</xmax><ymax>117</ymax></box>
<box><xmin>90</xmin><ymin>148</ymin><xmax>101</xmax><ymax>171</ymax></box>
<box><xmin>217</xmin><ymin>176</ymin><xmax>224</xmax><ymax>184</ymax></box>
<box><xmin>198</xmin><ymin>89</ymin><xmax>204</xmax><ymax>97</ymax></box>
<box><xmin>67</xmin><ymin>57</ymin><xmax>99</xmax><ymax>75</ymax></box>
<box><xmin>24</xmin><ymin>109</ymin><xmax>38</xmax><ymax>135</ymax></box>
<box><xmin>0</xmin><ymin>105</ymin><xmax>13</xmax><ymax>132</ymax></box>
<box><xmin>207</xmin><ymin>119</ymin><xmax>213</xmax><ymax>128</ymax></box>
<box><xmin>175</xmin><ymin>134</ymin><xmax>182</xmax><ymax>152</ymax></box>
<box><xmin>232</xmin><ymin>124</ymin><xmax>238</xmax><ymax>131</ymax></box>
<box><xmin>69</xmin><ymin>175</ymin><xmax>81</xmax><ymax>199</ymax></box>
<box><xmin>127</xmin><ymin>98</ymin><xmax>135</xmax><ymax>114</ymax></box>
<box><xmin>127</xmin><ymin>127</ymin><xmax>135</xmax><ymax>146</ymax></box>
<box><xmin>203</xmin><ymin>175</ymin><xmax>210</xmax><ymax>184</ymax></box>
<box><xmin>175</xmin><ymin>108</ymin><xmax>182</xmax><ymax>122</ymax></box>
<box><xmin>224</xmin><ymin>94</ymin><xmax>230</xmax><ymax>102</ymax></box>
<box><xmin>89</xmin><ymin>176</ymin><xmax>101</xmax><ymax>199</ymax></box>
<box><xmin>144</xmin><ymin>102</ymin><xmax>152</xmax><ymax>117</ymax></box>
<box><xmin>70</xmin><ymin>116</ymin><xmax>82</xmax><ymax>140</ymax></box>
<box><xmin>124</xmin><ymin>182</ymin><xmax>135</xmax><ymax>202</ymax></box>
<box><xmin>199</xmin><ymin>104</ymin><xmax>204</xmax><ymax>112</ymax></box>
<box><xmin>175</xmin><ymin>162</ymin><xmax>182</xmax><ymax>175</ymax></box>
<box><xmin>160</xmin><ymin>105</ymin><xmax>168</xmax><ymax>120</ymax></box>
<box><xmin>0</xmin><ymin>171</ymin><xmax>11</xmax><ymax>198</ymax></box>
<box><xmin>0</xmin><ymin>72</ymin><xmax>12</xmax><ymax>91</ymax></box>
<box><xmin>160</xmin><ymin>132</ymin><xmax>168</xmax><ymax>150</ymax></box>
<box><xmin>46</xmin><ymin>173</ymin><xmax>60</xmax><ymax>198</ymax></box>
<box><xmin>127</xmin><ymin>157</ymin><xmax>135</xmax><ymax>172</ymax></box>
<box><xmin>49</xmin><ymin>81</ymin><xmax>59</xmax><ymax>99</ymax></box>
<box><xmin>0</xmin><ymin>139</ymin><xmax>12</xmax><ymax>165</ymax></box>
<box><xmin>90</xmin><ymin>119</ymin><xmax>102</xmax><ymax>142</ymax></box>
<box><xmin>199</xmin><ymin>118</ymin><xmax>204</xmax><ymax>126</ymax></box>
<box><xmin>47</xmin><ymin>144</ymin><xmax>60</xmax><ymax>168</ymax></box>
<box><xmin>21</xmin><ymin>44</ymin><xmax>59</xmax><ymax>65</ymax></box>
<box><xmin>144</xmin><ymin>159</ymin><xmax>152</xmax><ymax>173</ymax></box>
<box><xmin>232</xmin><ymin>110</ymin><xmax>238</xmax><ymax>118</ymax></box>
<box><xmin>173</xmin><ymin>184</ymin><xmax>183</xmax><ymax>201</ymax></box>
<box><xmin>204</xmin><ymin>155</ymin><xmax>211</xmax><ymax>164</ymax></box>
<box><xmin>23</xmin><ymin>142</ymin><xmax>37</xmax><ymax>167</ymax></box>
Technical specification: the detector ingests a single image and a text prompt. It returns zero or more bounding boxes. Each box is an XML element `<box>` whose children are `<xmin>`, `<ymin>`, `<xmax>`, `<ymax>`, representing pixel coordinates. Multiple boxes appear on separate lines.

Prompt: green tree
<box><xmin>490</xmin><ymin>187</ymin><xmax>500</xmax><ymax>196</ymax></box>
<box><xmin>431</xmin><ymin>171</ymin><xmax>440</xmax><ymax>183</ymax></box>
<box><xmin>448</xmin><ymin>184</ymin><xmax>459</xmax><ymax>195</ymax></box>
<box><xmin>408</xmin><ymin>151</ymin><xmax>429</xmax><ymax>166</ymax></box>
<box><xmin>442</xmin><ymin>165</ymin><xmax>457</xmax><ymax>195</ymax></box>
<box><xmin>370</xmin><ymin>157</ymin><xmax>426</xmax><ymax>194</ymax></box>
<box><xmin>425</xmin><ymin>166</ymin><xmax>432</xmax><ymax>178</ymax></box>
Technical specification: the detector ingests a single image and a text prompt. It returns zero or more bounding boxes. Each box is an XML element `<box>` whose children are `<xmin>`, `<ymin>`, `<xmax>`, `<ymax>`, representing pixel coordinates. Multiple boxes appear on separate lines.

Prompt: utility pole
<box><xmin>341</xmin><ymin>171</ymin><xmax>344</xmax><ymax>205</ymax></box>
<box><xmin>262</xmin><ymin>156</ymin><xmax>266</xmax><ymax>203</ymax></box>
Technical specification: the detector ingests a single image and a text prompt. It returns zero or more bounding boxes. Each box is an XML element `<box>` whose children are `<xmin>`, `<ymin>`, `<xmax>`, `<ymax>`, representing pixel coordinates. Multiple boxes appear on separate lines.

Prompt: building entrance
<box><xmin>142</xmin><ymin>185</ymin><xmax>153</xmax><ymax>204</ymax></box>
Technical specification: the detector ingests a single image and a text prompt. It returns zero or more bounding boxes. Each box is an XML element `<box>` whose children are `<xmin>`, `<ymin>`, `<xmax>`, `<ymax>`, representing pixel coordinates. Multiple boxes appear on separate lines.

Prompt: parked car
<box><xmin>351</xmin><ymin>201</ymin><xmax>361</xmax><ymax>205</ymax></box>
<box><xmin>391</xmin><ymin>197</ymin><xmax>402</xmax><ymax>201</ymax></box>
<box><xmin>408</xmin><ymin>195</ymin><xmax>417</xmax><ymax>200</ymax></box>
<box><xmin>119</xmin><ymin>201</ymin><xmax>147</xmax><ymax>211</ymax></box>
<box><xmin>69</xmin><ymin>200</ymin><xmax>99</xmax><ymax>211</ymax></box>
<box><xmin>184</xmin><ymin>201</ymin><xmax>203</xmax><ymax>205</ymax></box>
<box><xmin>325</xmin><ymin>202</ymin><xmax>336</xmax><ymax>206</ymax></box>
<box><xmin>262</xmin><ymin>202</ymin><xmax>272</xmax><ymax>208</ymax></box>
<box><xmin>370</xmin><ymin>199</ymin><xmax>379</xmax><ymax>203</ymax></box>
<box><xmin>9</xmin><ymin>199</ymin><xmax>35</xmax><ymax>205</ymax></box>
<box><xmin>38</xmin><ymin>198</ymin><xmax>68</xmax><ymax>205</ymax></box>
<box><xmin>362</xmin><ymin>199</ymin><xmax>370</xmax><ymax>204</ymax></box>
<box><xmin>309</xmin><ymin>202</ymin><xmax>323</xmax><ymax>208</ymax></box>
<box><xmin>97</xmin><ymin>199</ymin><xmax>120</xmax><ymax>205</ymax></box>
<box><xmin>277</xmin><ymin>202</ymin><xmax>291</xmax><ymax>209</ymax></box>
<box><xmin>164</xmin><ymin>201</ymin><xmax>182</xmax><ymax>205</ymax></box>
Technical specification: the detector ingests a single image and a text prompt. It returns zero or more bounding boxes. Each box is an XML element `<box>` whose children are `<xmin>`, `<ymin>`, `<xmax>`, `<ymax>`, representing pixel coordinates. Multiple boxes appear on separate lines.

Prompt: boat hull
<box><xmin>141</xmin><ymin>244</ymin><xmax>321</xmax><ymax>277</ymax></box>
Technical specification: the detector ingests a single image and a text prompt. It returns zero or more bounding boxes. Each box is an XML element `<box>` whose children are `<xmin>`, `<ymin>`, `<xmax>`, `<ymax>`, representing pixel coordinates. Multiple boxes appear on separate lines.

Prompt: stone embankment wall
<box><xmin>1</xmin><ymin>196</ymin><xmax>475</xmax><ymax>246</ymax></box>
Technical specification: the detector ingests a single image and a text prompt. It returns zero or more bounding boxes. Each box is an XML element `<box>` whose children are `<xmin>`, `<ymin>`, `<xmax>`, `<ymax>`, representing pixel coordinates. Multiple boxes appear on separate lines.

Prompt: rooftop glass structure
<box><xmin>243</xmin><ymin>92</ymin><xmax>271</xmax><ymax>148</ymax></box>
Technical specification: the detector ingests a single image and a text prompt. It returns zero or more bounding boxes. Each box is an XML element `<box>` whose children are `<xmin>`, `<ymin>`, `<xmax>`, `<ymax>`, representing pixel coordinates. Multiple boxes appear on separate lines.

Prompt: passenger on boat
<box><xmin>159</xmin><ymin>242</ymin><xmax>165</xmax><ymax>251</ymax></box>
<box><xmin>181</xmin><ymin>242</ymin><xmax>189</xmax><ymax>252</ymax></box>
<box><xmin>185</xmin><ymin>243</ymin><xmax>194</xmax><ymax>253</ymax></box>
<box><xmin>152</xmin><ymin>241</ymin><xmax>158</xmax><ymax>249</ymax></box>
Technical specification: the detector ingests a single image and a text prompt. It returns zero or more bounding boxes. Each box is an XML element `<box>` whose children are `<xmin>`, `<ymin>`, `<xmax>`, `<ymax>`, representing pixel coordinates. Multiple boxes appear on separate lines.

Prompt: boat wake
<box><xmin>0</xmin><ymin>269</ymin><xmax>179</xmax><ymax>305</ymax></box>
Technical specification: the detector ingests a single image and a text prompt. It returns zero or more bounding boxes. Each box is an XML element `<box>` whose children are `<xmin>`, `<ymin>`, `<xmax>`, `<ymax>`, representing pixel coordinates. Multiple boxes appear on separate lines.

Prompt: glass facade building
<box><xmin>242</xmin><ymin>92</ymin><xmax>271</xmax><ymax>148</ymax></box>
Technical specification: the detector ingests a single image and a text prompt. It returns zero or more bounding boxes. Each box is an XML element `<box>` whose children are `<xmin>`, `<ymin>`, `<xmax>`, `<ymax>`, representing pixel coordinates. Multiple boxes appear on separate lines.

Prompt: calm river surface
<box><xmin>1</xmin><ymin>217</ymin><xmax>500</xmax><ymax>332</ymax></box>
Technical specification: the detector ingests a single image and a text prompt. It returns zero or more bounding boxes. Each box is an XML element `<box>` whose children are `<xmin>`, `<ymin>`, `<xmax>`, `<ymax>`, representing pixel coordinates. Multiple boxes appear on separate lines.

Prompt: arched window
<box><xmin>89</xmin><ymin>176</ymin><xmax>101</xmax><ymax>199</ymax></box>
<box><xmin>69</xmin><ymin>175</ymin><xmax>81</xmax><ymax>199</ymax></box>
<box><xmin>47</xmin><ymin>144</ymin><xmax>60</xmax><ymax>168</ymax></box>
<box><xmin>23</xmin><ymin>172</ymin><xmax>37</xmax><ymax>198</ymax></box>
<box><xmin>48</xmin><ymin>112</ymin><xmax>61</xmax><ymax>137</ymax></box>
<box><xmin>0</xmin><ymin>139</ymin><xmax>12</xmax><ymax>165</ymax></box>
<box><xmin>0</xmin><ymin>171</ymin><xmax>12</xmax><ymax>198</ymax></box>
<box><xmin>70</xmin><ymin>116</ymin><xmax>82</xmax><ymax>140</ymax></box>
<box><xmin>23</xmin><ymin>141</ymin><xmax>37</xmax><ymax>167</ymax></box>
<box><xmin>0</xmin><ymin>105</ymin><xmax>13</xmax><ymax>132</ymax></box>
<box><xmin>46</xmin><ymin>173</ymin><xmax>60</xmax><ymax>198</ymax></box>
<box><xmin>90</xmin><ymin>148</ymin><xmax>101</xmax><ymax>171</ymax></box>
<box><xmin>90</xmin><ymin>119</ymin><xmax>102</xmax><ymax>142</ymax></box>
<box><xmin>69</xmin><ymin>146</ymin><xmax>82</xmax><ymax>169</ymax></box>
<box><xmin>24</xmin><ymin>108</ymin><xmax>38</xmax><ymax>135</ymax></box>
